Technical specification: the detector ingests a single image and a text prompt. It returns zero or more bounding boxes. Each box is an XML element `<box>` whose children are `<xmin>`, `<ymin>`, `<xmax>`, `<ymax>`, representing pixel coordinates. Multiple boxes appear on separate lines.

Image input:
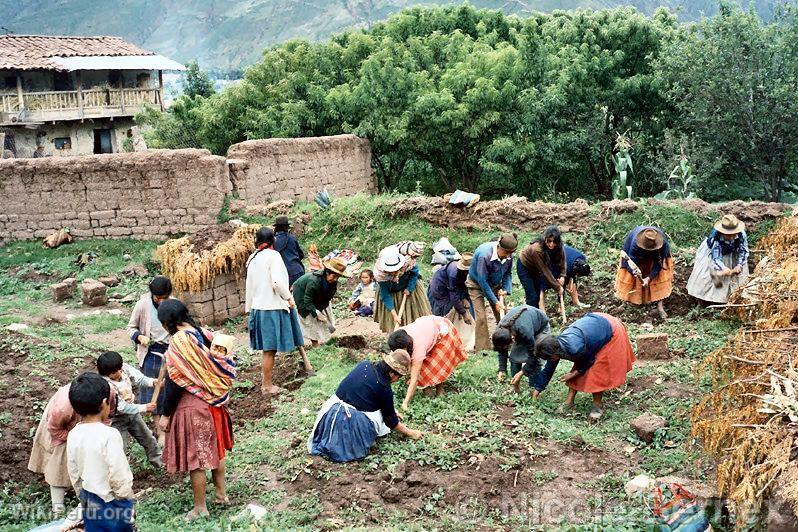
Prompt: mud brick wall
<box><xmin>0</xmin><ymin>149</ymin><xmax>230</xmax><ymax>241</ymax></box>
<box><xmin>178</xmin><ymin>271</ymin><xmax>245</xmax><ymax>326</ymax></box>
<box><xmin>227</xmin><ymin>134</ymin><xmax>375</xmax><ymax>204</ymax></box>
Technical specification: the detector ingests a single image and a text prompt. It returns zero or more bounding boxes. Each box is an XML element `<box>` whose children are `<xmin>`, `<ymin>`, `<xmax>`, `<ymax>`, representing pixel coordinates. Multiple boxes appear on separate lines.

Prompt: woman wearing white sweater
<box><xmin>246</xmin><ymin>227</ymin><xmax>308</xmax><ymax>395</ymax></box>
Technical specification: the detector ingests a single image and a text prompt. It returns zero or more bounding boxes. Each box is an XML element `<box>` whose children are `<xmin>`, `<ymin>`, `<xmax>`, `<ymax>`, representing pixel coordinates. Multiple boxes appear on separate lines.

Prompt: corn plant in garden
<box><xmin>612</xmin><ymin>132</ymin><xmax>633</xmax><ymax>200</ymax></box>
<box><xmin>656</xmin><ymin>150</ymin><xmax>696</xmax><ymax>200</ymax></box>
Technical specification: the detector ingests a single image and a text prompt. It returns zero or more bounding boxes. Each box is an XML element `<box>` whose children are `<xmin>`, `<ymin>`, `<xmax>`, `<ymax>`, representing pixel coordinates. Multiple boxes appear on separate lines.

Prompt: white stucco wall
<box><xmin>3</xmin><ymin>118</ymin><xmax>135</xmax><ymax>158</ymax></box>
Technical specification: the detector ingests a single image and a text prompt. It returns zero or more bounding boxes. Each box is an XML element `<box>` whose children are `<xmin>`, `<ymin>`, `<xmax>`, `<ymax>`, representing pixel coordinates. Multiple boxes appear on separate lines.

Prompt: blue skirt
<box><xmin>249</xmin><ymin>308</ymin><xmax>305</xmax><ymax>352</ymax></box>
<box><xmin>136</xmin><ymin>343</ymin><xmax>167</xmax><ymax>403</ymax></box>
<box><xmin>310</xmin><ymin>403</ymin><xmax>378</xmax><ymax>462</ymax></box>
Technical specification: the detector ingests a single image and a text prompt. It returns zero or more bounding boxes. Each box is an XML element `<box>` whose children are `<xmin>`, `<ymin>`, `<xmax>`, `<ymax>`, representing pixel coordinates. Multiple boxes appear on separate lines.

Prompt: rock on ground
<box><xmin>81</xmin><ymin>278</ymin><xmax>108</xmax><ymax>307</ymax></box>
<box><xmin>630</xmin><ymin>413</ymin><xmax>667</xmax><ymax>444</ymax></box>
<box><xmin>98</xmin><ymin>276</ymin><xmax>120</xmax><ymax>287</ymax></box>
<box><xmin>636</xmin><ymin>333</ymin><xmax>670</xmax><ymax>360</ymax></box>
<box><xmin>50</xmin><ymin>277</ymin><xmax>77</xmax><ymax>302</ymax></box>
<box><xmin>121</xmin><ymin>264</ymin><xmax>149</xmax><ymax>277</ymax></box>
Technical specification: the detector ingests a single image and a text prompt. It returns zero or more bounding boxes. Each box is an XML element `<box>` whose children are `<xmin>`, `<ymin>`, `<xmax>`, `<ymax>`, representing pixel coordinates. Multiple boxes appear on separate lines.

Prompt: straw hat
<box><xmin>457</xmin><ymin>252</ymin><xmax>473</xmax><ymax>271</ymax></box>
<box><xmin>211</xmin><ymin>333</ymin><xmax>236</xmax><ymax>355</ymax></box>
<box><xmin>635</xmin><ymin>228</ymin><xmax>664</xmax><ymax>251</ymax></box>
<box><xmin>383</xmin><ymin>349</ymin><xmax>411</xmax><ymax>376</ymax></box>
<box><xmin>714</xmin><ymin>214</ymin><xmax>745</xmax><ymax>235</ymax></box>
<box><xmin>397</xmin><ymin>241</ymin><xmax>425</xmax><ymax>258</ymax></box>
<box><xmin>322</xmin><ymin>256</ymin><xmax>350</xmax><ymax>277</ymax></box>
<box><xmin>378</xmin><ymin>247</ymin><xmax>407</xmax><ymax>273</ymax></box>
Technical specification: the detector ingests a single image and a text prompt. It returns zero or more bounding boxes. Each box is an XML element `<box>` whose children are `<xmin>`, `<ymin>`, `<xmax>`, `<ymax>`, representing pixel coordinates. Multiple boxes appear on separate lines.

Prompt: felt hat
<box><xmin>211</xmin><ymin>333</ymin><xmax>236</xmax><ymax>355</ymax></box>
<box><xmin>397</xmin><ymin>241</ymin><xmax>425</xmax><ymax>258</ymax></box>
<box><xmin>322</xmin><ymin>256</ymin><xmax>350</xmax><ymax>277</ymax></box>
<box><xmin>274</xmin><ymin>215</ymin><xmax>290</xmax><ymax>228</ymax></box>
<box><xmin>378</xmin><ymin>247</ymin><xmax>407</xmax><ymax>273</ymax></box>
<box><xmin>714</xmin><ymin>214</ymin><xmax>745</xmax><ymax>235</ymax></box>
<box><xmin>498</xmin><ymin>233</ymin><xmax>518</xmax><ymax>252</ymax></box>
<box><xmin>635</xmin><ymin>228</ymin><xmax>664</xmax><ymax>251</ymax></box>
<box><xmin>457</xmin><ymin>253</ymin><xmax>473</xmax><ymax>271</ymax></box>
<box><xmin>383</xmin><ymin>349</ymin><xmax>411</xmax><ymax>376</ymax></box>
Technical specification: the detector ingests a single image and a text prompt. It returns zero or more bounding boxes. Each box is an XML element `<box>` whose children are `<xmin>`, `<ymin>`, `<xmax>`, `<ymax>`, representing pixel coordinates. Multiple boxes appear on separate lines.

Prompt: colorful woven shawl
<box><xmin>166</xmin><ymin>329</ymin><xmax>237</xmax><ymax>406</ymax></box>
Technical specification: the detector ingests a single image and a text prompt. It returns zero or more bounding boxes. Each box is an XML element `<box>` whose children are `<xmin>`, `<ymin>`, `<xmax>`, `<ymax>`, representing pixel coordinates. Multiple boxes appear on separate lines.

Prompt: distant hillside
<box><xmin>0</xmin><ymin>0</ymin><xmax>790</xmax><ymax>69</ymax></box>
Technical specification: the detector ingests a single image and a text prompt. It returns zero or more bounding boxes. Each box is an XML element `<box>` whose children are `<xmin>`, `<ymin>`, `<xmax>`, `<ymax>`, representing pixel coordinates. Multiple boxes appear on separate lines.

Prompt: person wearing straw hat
<box><xmin>614</xmin><ymin>226</ymin><xmax>673</xmax><ymax>319</ymax></box>
<box><xmin>293</xmin><ymin>256</ymin><xmax>350</xmax><ymax>346</ymax></box>
<box><xmin>687</xmin><ymin>214</ymin><xmax>749</xmax><ymax>304</ymax></box>
<box><xmin>308</xmin><ymin>350</ymin><xmax>423</xmax><ymax>462</ymax></box>
<box><xmin>467</xmin><ymin>233</ymin><xmax>518</xmax><ymax>352</ymax></box>
<box><xmin>274</xmin><ymin>215</ymin><xmax>305</xmax><ymax>288</ymax></box>
<box><xmin>373</xmin><ymin>243</ymin><xmax>431</xmax><ymax>333</ymax></box>
<box><xmin>428</xmin><ymin>253</ymin><xmax>475</xmax><ymax>349</ymax></box>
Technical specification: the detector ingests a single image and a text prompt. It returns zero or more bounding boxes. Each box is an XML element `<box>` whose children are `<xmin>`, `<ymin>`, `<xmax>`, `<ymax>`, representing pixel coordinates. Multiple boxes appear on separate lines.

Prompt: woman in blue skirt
<box><xmin>245</xmin><ymin>227</ymin><xmax>308</xmax><ymax>396</ymax></box>
<box><xmin>308</xmin><ymin>350</ymin><xmax>422</xmax><ymax>462</ymax></box>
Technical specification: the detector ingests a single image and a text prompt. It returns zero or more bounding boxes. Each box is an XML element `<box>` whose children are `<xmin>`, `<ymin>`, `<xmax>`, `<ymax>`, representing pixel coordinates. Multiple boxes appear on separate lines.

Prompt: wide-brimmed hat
<box><xmin>273</xmin><ymin>215</ymin><xmax>290</xmax><ymax>228</ymax></box>
<box><xmin>635</xmin><ymin>228</ymin><xmax>664</xmax><ymax>251</ymax></box>
<box><xmin>397</xmin><ymin>241</ymin><xmax>425</xmax><ymax>258</ymax></box>
<box><xmin>457</xmin><ymin>253</ymin><xmax>473</xmax><ymax>271</ymax></box>
<box><xmin>383</xmin><ymin>349</ymin><xmax>411</xmax><ymax>376</ymax></box>
<box><xmin>378</xmin><ymin>247</ymin><xmax>407</xmax><ymax>273</ymax></box>
<box><xmin>714</xmin><ymin>214</ymin><xmax>745</xmax><ymax>235</ymax></box>
<box><xmin>322</xmin><ymin>256</ymin><xmax>350</xmax><ymax>277</ymax></box>
<box><xmin>211</xmin><ymin>333</ymin><xmax>236</xmax><ymax>354</ymax></box>
<box><xmin>498</xmin><ymin>233</ymin><xmax>518</xmax><ymax>252</ymax></box>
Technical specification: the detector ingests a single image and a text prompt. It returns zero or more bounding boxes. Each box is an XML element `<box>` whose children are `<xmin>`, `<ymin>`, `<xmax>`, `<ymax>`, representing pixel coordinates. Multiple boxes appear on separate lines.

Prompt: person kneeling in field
<box><xmin>492</xmin><ymin>305</ymin><xmax>550</xmax><ymax>387</ymax></box>
<box><xmin>511</xmin><ymin>312</ymin><xmax>634</xmax><ymax>420</ymax></box>
<box><xmin>67</xmin><ymin>373</ymin><xmax>135</xmax><ymax>531</ymax></box>
<box><xmin>308</xmin><ymin>350</ymin><xmax>422</xmax><ymax>462</ymax></box>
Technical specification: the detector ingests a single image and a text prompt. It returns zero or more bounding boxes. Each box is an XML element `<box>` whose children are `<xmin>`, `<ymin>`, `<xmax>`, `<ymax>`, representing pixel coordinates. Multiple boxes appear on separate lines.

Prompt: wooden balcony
<box><xmin>0</xmin><ymin>87</ymin><xmax>162</xmax><ymax>126</ymax></box>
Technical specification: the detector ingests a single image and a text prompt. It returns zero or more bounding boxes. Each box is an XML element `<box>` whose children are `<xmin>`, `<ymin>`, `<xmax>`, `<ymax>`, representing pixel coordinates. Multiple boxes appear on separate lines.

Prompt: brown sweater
<box><xmin>519</xmin><ymin>242</ymin><xmax>567</xmax><ymax>287</ymax></box>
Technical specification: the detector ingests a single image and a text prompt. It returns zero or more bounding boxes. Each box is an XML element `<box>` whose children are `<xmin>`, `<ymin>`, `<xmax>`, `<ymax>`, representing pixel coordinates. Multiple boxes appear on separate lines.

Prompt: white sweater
<box><xmin>245</xmin><ymin>248</ymin><xmax>293</xmax><ymax>312</ymax></box>
<box><xmin>67</xmin><ymin>422</ymin><xmax>134</xmax><ymax>502</ymax></box>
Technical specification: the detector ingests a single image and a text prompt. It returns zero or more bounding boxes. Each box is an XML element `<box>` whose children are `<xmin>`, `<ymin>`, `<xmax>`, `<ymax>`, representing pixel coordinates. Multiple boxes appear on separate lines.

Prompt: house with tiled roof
<box><xmin>0</xmin><ymin>34</ymin><xmax>184</xmax><ymax>157</ymax></box>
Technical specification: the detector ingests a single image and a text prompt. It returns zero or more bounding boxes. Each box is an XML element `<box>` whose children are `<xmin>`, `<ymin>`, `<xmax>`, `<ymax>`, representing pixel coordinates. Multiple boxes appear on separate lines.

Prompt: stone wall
<box><xmin>227</xmin><ymin>134</ymin><xmax>374</xmax><ymax>204</ymax></box>
<box><xmin>0</xmin><ymin>149</ymin><xmax>229</xmax><ymax>240</ymax></box>
<box><xmin>177</xmin><ymin>272</ymin><xmax>245</xmax><ymax>326</ymax></box>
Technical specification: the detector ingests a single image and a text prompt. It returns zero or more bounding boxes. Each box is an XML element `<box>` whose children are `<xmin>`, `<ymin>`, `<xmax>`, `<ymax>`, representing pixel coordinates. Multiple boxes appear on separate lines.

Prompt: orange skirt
<box><xmin>567</xmin><ymin>313</ymin><xmax>634</xmax><ymax>393</ymax></box>
<box><xmin>417</xmin><ymin>324</ymin><xmax>467</xmax><ymax>387</ymax></box>
<box><xmin>615</xmin><ymin>256</ymin><xmax>674</xmax><ymax>304</ymax></box>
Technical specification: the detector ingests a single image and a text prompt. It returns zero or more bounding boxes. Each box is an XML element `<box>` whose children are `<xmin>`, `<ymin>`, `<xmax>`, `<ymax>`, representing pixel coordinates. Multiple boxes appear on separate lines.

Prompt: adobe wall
<box><xmin>0</xmin><ymin>149</ymin><xmax>229</xmax><ymax>240</ymax></box>
<box><xmin>227</xmin><ymin>134</ymin><xmax>374</xmax><ymax>204</ymax></box>
<box><xmin>176</xmin><ymin>271</ymin><xmax>245</xmax><ymax>326</ymax></box>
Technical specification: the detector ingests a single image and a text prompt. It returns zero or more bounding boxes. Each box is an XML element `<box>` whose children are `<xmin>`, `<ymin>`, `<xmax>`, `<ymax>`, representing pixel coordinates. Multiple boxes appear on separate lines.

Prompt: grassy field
<box><xmin>0</xmin><ymin>195</ymin><xmax>777</xmax><ymax>530</ymax></box>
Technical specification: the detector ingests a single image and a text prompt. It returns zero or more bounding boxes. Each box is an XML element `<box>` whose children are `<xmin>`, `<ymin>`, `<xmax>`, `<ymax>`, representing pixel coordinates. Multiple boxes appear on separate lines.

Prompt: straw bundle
<box><xmin>155</xmin><ymin>224</ymin><xmax>261</xmax><ymax>293</ymax></box>
<box><xmin>692</xmin><ymin>216</ymin><xmax>798</xmax><ymax>526</ymax></box>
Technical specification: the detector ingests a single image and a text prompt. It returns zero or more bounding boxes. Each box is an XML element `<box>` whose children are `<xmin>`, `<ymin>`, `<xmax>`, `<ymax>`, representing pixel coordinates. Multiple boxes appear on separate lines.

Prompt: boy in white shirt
<box><xmin>67</xmin><ymin>372</ymin><xmax>135</xmax><ymax>531</ymax></box>
<box><xmin>96</xmin><ymin>351</ymin><xmax>162</xmax><ymax>467</ymax></box>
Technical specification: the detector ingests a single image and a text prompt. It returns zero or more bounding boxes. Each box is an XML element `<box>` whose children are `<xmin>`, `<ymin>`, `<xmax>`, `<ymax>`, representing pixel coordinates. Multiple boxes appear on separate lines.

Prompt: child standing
<box><xmin>28</xmin><ymin>384</ymin><xmax>80</xmax><ymax>515</ymax></box>
<box><xmin>96</xmin><ymin>351</ymin><xmax>162</xmax><ymax>467</ymax></box>
<box><xmin>67</xmin><ymin>372</ymin><xmax>135</xmax><ymax>531</ymax></box>
<box><xmin>348</xmin><ymin>269</ymin><xmax>377</xmax><ymax>317</ymax></box>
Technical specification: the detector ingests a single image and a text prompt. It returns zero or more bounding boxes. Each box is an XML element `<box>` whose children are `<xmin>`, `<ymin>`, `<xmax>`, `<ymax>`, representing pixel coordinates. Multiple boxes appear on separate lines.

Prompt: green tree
<box><xmin>656</xmin><ymin>3</ymin><xmax>798</xmax><ymax>202</ymax></box>
<box><xmin>183</xmin><ymin>60</ymin><xmax>216</xmax><ymax>99</ymax></box>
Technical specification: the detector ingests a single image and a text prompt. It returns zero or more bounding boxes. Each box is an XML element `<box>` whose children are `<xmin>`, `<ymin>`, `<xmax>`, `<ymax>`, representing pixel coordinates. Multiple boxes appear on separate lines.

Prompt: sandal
<box><xmin>214</xmin><ymin>496</ymin><xmax>231</xmax><ymax>506</ymax></box>
<box><xmin>185</xmin><ymin>508</ymin><xmax>210</xmax><ymax>521</ymax></box>
<box><xmin>588</xmin><ymin>406</ymin><xmax>604</xmax><ymax>421</ymax></box>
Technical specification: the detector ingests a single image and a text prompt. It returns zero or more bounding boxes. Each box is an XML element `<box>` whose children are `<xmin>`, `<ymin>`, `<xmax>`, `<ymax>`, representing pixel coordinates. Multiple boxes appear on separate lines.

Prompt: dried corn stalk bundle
<box><xmin>155</xmin><ymin>224</ymin><xmax>261</xmax><ymax>293</ymax></box>
<box><xmin>693</xmin><ymin>215</ymin><xmax>798</xmax><ymax>526</ymax></box>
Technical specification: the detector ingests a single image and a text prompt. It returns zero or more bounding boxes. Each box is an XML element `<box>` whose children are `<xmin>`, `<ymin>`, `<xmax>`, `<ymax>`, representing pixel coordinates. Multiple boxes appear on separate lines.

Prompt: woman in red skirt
<box><xmin>156</xmin><ymin>300</ymin><xmax>237</xmax><ymax>521</ymax></box>
<box><xmin>532</xmin><ymin>312</ymin><xmax>634</xmax><ymax>420</ymax></box>
<box><xmin>388</xmin><ymin>315</ymin><xmax>467</xmax><ymax>411</ymax></box>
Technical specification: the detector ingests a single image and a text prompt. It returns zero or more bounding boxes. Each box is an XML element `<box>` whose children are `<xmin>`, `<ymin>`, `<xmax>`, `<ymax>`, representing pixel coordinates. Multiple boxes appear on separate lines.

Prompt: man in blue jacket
<box><xmin>466</xmin><ymin>233</ymin><xmax>517</xmax><ymax>352</ymax></box>
<box><xmin>274</xmin><ymin>215</ymin><xmax>305</xmax><ymax>288</ymax></box>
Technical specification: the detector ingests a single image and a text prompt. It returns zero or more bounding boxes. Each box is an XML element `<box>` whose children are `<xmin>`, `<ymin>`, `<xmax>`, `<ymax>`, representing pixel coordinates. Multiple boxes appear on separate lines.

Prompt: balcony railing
<box><xmin>0</xmin><ymin>87</ymin><xmax>162</xmax><ymax>125</ymax></box>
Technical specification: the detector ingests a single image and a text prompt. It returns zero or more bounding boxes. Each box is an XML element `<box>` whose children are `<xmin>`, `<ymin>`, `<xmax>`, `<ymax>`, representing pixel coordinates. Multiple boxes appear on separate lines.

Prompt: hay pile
<box><xmin>692</xmin><ymin>216</ymin><xmax>798</xmax><ymax>525</ymax></box>
<box><xmin>156</xmin><ymin>224</ymin><xmax>261</xmax><ymax>292</ymax></box>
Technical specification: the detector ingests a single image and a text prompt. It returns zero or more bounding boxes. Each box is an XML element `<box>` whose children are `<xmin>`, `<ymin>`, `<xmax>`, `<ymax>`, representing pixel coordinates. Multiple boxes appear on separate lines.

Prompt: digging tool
<box><xmin>298</xmin><ymin>345</ymin><xmax>315</xmax><ymax>376</ymax></box>
<box><xmin>620</xmin><ymin>250</ymin><xmax>643</xmax><ymax>295</ymax></box>
<box><xmin>498</xmin><ymin>294</ymin><xmax>506</xmax><ymax>320</ymax></box>
<box><xmin>558</xmin><ymin>290</ymin><xmax>567</xmax><ymax>323</ymax></box>
<box><xmin>394</xmin><ymin>292</ymin><xmax>408</xmax><ymax>331</ymax></box>
<box><xmin>151</xmin><ymin>358</ymin><xmax>167</xmax><ymax>447</ymax></box>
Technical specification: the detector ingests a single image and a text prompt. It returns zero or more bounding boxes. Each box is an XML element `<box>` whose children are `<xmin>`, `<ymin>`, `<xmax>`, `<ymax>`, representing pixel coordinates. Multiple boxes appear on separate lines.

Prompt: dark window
<box><xmin>53</xmin><ymin>72</ymin><xmax>73</xmax><ymax>91</ymax></box>
<box><xmin>108</xmin><ymin>70</ymin><xmax>121</xmax><ymax>87</ymax></box>
<box><xmin>54</xmin><ymin>137</ymin><xmax>72</xmax><ymax>150</ymax></box>
<box><xmin>93</xmin><ymin>129</ymin><xmax>113</xmax><ymax>154</ymax></box>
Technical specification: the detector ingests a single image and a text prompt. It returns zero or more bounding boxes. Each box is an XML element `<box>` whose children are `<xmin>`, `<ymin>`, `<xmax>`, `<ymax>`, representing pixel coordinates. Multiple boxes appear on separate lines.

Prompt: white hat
<box><xmin>378</xmin><ymin>247</ymin><xmax>407</xmax><ymax>273</ymax></box>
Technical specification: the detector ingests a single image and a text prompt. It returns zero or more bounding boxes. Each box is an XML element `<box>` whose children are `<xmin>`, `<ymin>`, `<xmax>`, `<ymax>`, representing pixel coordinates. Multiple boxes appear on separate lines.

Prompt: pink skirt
<box><xmin>164</xmin><ymin>392</ymin><xmax>233</xmax><ymax>473</ymax></box>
